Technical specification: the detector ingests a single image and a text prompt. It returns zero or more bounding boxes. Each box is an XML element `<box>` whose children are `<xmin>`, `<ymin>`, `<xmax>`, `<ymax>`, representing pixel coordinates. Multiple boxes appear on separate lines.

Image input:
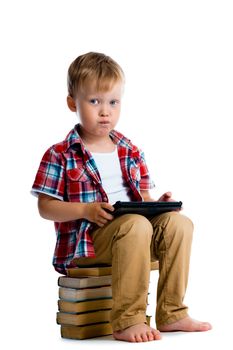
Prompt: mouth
<box><xmin>99</xmin><ymin>121</ymin><xmax>110</xmax><ymax>125</ymax></box>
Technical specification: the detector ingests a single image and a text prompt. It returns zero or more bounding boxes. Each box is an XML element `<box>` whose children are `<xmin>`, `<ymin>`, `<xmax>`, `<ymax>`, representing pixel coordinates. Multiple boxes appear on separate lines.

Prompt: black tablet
<box><xmin>112</xmin><ymin>201</ymin><xmax>182</xmax><ymax>217</ymax></box>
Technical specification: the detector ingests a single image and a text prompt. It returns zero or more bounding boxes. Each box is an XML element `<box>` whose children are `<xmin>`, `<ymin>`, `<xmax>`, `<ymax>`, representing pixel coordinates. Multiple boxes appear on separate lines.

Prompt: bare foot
<box><xmin>158</xmin><ymin>316</ymin><xmax>212</xmax><ymax>332</ymax></box>
<box><xmin>113</xmin><ymin>323</ymin><xmax>162</xmax><ymax>342</ymax></box>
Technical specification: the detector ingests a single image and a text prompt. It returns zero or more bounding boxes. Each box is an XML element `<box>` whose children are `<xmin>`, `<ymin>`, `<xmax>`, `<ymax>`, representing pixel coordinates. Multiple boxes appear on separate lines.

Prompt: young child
<box><xmin>31</xmin><ymin>52</ymin><xmax>212</xmax><ymax>342</ymax></box>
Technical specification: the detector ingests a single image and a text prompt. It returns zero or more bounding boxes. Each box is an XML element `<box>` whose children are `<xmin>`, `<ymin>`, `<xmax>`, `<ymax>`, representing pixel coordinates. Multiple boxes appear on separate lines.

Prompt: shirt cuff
<box><xmin>30</xmin><ymin>189</ymin><xmax>64</xmax><ymax>201</ymax></box>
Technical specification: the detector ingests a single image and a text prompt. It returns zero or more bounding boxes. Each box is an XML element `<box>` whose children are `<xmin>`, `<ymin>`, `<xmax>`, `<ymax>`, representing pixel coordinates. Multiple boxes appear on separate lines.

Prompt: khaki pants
<box><xmin>76</xmin><ymin>212</ymin><xmax>194</xmax><ymax>331</ymax></box>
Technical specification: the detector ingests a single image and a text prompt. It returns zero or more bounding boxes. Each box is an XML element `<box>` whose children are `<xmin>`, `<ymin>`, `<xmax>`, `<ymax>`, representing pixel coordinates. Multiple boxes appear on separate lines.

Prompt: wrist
<box><xmin>81</xmin><ymin>202</ymin><xmax>89</xmax><ymax>220</ymax></box>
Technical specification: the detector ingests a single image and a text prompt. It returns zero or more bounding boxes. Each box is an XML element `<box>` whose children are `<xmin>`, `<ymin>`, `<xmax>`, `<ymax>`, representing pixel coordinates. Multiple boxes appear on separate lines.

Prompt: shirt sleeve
<box><xmin>138</xmin><ymin>149</ymin><xmax>155</xmax><ymax>190</ymax></box>
<box><xmin>31</xmin><ymin>147</ymin><xmax>65</xmax><ymax>200</ymax></box>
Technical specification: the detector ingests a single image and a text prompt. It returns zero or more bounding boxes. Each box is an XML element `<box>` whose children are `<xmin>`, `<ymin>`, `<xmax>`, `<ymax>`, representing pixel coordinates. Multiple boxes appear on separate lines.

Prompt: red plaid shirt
<box><xmin>32</xmin><ymin>124</ymin><xmax>155</xmax><ymax>274</ymax></box>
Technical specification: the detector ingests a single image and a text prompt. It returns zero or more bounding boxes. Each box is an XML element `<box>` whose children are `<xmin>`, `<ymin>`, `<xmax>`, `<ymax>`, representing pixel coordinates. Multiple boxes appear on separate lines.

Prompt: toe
<box><xmin>141</xmin><ymin>332</ymin><xmax>150</xmax><ymax>342</ymax></box>
<box><xmin>135</xmin><ymin>334</ymin><xmax>143</xmax><ymax>342</ymax></box>
<box><xmin>146</xmin><ymin>332</ymin><xmax>153</xmax><ymax>341</ymax></box>
<box><xmin>130</xmin><ymin>335</ymin><xmax>137</xmax><ymax>342</ymax></box>
<box><xmin>200</xmin><ymin>322</ymin><xmax>212</xmax><ymax>331</ymax></box>
<box><xmin>146</xmin><ymin>331</ymin><xmax>154</xmax><ymax>341</ymax></box>
<box><xmin>153</xmin><ymin>329</ymin><xmax>162</xmax><ymax>340</ymax></box>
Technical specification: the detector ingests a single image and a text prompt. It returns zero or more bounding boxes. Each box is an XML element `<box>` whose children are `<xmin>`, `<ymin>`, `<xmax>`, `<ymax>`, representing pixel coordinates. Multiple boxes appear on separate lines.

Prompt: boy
<box><xmin>32</xmin><ymin>52</ymin><xmax>211</xmax><ymax>342</ymax></box>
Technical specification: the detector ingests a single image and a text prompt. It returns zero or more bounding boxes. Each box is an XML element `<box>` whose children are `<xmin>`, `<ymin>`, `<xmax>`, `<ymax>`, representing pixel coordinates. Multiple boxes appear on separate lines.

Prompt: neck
<box><xmin>79</xmin><ymin>126</ymin><xmax>115</xmax><ymax>153</ymax></box>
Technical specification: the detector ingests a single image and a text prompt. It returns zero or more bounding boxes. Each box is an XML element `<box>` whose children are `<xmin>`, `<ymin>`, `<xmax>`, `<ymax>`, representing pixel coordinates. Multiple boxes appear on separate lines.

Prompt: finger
<box><xmin>101</xmin><ymin>202</ymin><xmax>115</xmax><ymax>212</ymax></box>
<box><xmin>162</xmin><ymin>192</ymin><xmax>173</xmax><ymax>202</ymax></box>
<box><xmin>97</xmin><ymin>217</ymin><xmax>108</xmax><ymax>226</ymax></box>
<box><xmin>164</xmin><ymin>191</ymin><xmax>172</xmax><ymax>198</ymax></box>
<box><xmin>96</xmin><ymin>220</ymin><xmax>105</xmax><ymax>227</ymax></box>
<box><xmin>176</xmin><ymin>206</ymin><xmax>183</xmax><ymax>211</ymax></box>
<box><xmin>158</xmin><ymin>192</ymin><xmax>172</xmax><ymax>201</ymax></box>
<box><xmin>100</xmin><ymin>208</ymin><xmax>114</xmax><ymax>221</ymax></box>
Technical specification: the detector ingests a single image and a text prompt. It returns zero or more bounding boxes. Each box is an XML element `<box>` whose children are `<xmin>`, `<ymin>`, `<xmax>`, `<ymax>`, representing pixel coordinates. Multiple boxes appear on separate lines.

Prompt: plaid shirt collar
<box><xmin>63</xmin><ymin>123</ymin><xmax>133</xmax><ymax>154</ymax></box>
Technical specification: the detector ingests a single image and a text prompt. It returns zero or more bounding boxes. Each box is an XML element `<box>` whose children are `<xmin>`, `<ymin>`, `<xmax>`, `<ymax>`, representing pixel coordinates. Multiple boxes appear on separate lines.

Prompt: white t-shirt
<box><xmin>91</xmin><ymin>148</ymin><xmax>130</xmax><ymax>204</ymax></box>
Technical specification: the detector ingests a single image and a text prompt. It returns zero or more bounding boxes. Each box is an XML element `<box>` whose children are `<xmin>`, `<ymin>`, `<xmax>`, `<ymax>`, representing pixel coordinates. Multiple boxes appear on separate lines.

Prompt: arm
<box><xmin>38</xmin><ymin>193</ymin><xmax>114</xmax><ymax>227</ymax></box>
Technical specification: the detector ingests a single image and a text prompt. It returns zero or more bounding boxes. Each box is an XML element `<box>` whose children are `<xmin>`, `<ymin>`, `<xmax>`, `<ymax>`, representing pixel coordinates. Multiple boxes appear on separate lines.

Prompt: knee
<box><xmin>116</xmin><ymin>214</ymin><xmax>153</xmax><ymax>241</ymax></box>
<box><xmin>165</xmin><ymin>212</ymin><xmax>194</xmax><ymax>240</ymax></box>
<box><xmin>169</xmin><ymin>211</ymin><xmax>193</xmax><ymax>228</ymax></box>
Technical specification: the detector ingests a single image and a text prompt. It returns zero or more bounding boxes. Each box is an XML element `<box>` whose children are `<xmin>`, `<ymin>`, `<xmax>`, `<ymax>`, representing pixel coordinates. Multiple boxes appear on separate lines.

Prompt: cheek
<box><xmin>79</xmin><ymin>104</ymin><xmax>95</xmax><ymax>119</ymax></box>
<box><xmin>113</xmin><ymin>107</ymin><xmax>121</xmax><ymax>119</ymax></box>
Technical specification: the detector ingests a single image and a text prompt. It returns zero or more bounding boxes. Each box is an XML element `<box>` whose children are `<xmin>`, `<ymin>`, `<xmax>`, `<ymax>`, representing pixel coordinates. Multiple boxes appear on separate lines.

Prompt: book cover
<box><xmin>66</xmin><ymin>266</ymin><xmax>112</xmax><ymax>277</ymax></box>
<box><xmin>66</xmin><ymin>261</ymin><xmax>158</xmax><ymax>277</ymax></box>
<box><xmin>59</xmin><ymin>286</ymin><xmax>112</xmax><ymax>302</ymax></box>
<box><xmin>60</xmin><ymin>322</ymin><xmax>112</xmax><ymax>339</ymax></box>
<box><xmin>58</xmin><ymin>299</ymin><xmax>113</xmax><ymax>313</ymax></box>
<box><xmin>58</xmin><ymin>275</ymin><xmax>112</xmax><ymax>289</ymax></box>
<box><xmin>57</xmin><ymin>309</ymin><xmax>111</xmax><ymax>326</ymax></box>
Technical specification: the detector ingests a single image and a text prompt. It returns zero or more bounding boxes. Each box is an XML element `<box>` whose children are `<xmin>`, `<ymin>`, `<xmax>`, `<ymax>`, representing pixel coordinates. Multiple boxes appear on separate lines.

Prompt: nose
<box><xmin>99</xmin><ymin>103</ymin><xmax>109</xmax><ymax>117</ymax></box>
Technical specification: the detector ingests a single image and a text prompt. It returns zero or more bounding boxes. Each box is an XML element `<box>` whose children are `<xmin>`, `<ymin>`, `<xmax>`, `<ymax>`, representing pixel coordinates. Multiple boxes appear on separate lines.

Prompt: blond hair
<box><xmin>67</xmin><ymin>52</ymin><xmax>124</xmax><ymax>97</ymax></box>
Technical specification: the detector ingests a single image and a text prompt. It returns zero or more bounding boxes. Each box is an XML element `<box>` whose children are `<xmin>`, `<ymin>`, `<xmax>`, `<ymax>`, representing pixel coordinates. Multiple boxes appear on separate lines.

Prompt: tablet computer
<box><xmin>112</xmin><ymin>201</ymin><xmax>182</xmax><ymax>217</ymax></box>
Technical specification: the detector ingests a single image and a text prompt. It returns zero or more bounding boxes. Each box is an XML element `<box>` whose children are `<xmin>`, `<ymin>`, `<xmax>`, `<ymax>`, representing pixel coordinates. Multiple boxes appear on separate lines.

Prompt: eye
<box><xmin>89</xmin><ymin>99</ymin><xmax>99</xmax><ymax>105</ymax></box>
<box><xmin>110</xmin><ymin>100</ymin><xmax>119</xmax><ymax>106</ymax></box>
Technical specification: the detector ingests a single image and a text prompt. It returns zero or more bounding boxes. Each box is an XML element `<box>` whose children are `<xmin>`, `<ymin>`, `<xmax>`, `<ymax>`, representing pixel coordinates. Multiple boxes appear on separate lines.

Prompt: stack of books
<box><xmin>57</xmin><ymin>266</ymin><xmax>113</xmax><ymax>340</ymax></box>
<box><xmin>57</xmin><ymin>263</ymin><xmax>159</xmax><ymax>340</ymax></box>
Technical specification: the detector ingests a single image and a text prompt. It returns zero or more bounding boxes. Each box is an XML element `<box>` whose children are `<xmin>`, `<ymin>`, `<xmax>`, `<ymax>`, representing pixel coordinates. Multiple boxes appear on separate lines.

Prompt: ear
<box><xmin>67</xmin><ymin>96</ymin><xmax>77</xmax><ymax>112</ymax></box>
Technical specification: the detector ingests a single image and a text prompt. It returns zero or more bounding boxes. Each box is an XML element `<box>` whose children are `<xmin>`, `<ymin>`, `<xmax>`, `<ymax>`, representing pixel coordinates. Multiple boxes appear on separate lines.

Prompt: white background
<box><xmin>1</xmin><ymin>1</ymin><xmax>232</xmax><ymax>349</ymax></box>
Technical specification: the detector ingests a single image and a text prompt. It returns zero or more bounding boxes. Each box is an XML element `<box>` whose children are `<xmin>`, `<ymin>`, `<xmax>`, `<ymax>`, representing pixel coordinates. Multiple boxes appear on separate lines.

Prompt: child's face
<box><xmin>71</xmin><ymin>81</ymin><xmax>123</xmax><ymax>139</ymax></box>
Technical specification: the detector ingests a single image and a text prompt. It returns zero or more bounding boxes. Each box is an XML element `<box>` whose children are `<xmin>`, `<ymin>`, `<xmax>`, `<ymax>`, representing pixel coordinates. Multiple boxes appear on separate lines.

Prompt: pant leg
<box><xmin>149</xmin><ymin>211</ymin><xmax>194</xmax><ymax>327</ymax></box>
<box><xmin>76</xmin><ymin>214</ymin><xmax>153</xmax><ymax>331</ymax></box>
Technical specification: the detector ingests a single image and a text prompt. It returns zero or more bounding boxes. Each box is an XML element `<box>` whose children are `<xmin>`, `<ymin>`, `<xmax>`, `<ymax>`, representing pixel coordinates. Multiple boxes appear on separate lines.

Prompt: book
<box><xmin>59</xmin><ymin>316</ymin><xmax>152</xmax><ymax>339</ymax></box>
<box><xmin>59</xmin><ymin>286</ymin><xmax>112</xmax><ymax>302</ymax></box>
<box><xmin>66</xmin><ymin>266</ymin><xmax>112</xmax><ymax>277</ymax></box>
<box><xmin>58</xmin><ymin>299</ymin><xmax>113</xmax><ymax>313</ymax></box>
<box><xmin>58</xmin><ymin>275</ymin><xmax>112</xmax><ymax>289</ymax></box>
<box><xmin>60</xmin><ymin>323</ymin><xmax>112</xmax><ymax>339</ymax></box>
<box><xmin>57</xmin><ymin>309</ymin><xmax>111</xmax><ymax>326</ymax></box>
<box><xmin>66</xmin><ymin>261</ymin><xmax>159</xmax><ymax>278</ymax></box>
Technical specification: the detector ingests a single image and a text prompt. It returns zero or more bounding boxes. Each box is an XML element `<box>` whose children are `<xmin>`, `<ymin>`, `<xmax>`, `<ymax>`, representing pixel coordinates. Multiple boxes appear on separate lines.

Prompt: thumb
<box><xmin>164</xmin><ymin>191</ymin><xmax>172</xmax><ymax>198</ymax></box>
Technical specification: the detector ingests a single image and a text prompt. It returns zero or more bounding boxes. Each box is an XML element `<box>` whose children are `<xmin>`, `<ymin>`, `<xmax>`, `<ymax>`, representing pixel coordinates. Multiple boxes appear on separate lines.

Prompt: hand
<box><xmin>84</xmin><ymin>202</ymin><xmax>114</xmax><ymax>227</ymax></box>
<box><xmin>157</xmin><ymin>192</ymin><xmax>182</xmax><ymax>211</ymax></box>
<box><xmin>158</xmin><ymin>191</ymin><xmax>174</xmax><ymax>202</ymax></box>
